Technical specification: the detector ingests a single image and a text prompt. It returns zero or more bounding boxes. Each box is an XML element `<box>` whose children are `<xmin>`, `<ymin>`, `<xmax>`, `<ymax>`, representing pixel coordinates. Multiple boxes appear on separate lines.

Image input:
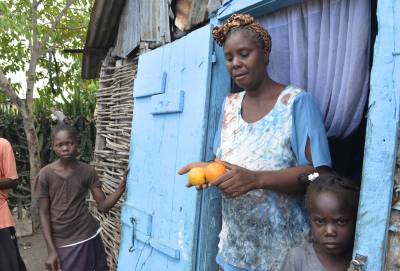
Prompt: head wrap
<box><xmin>212</xmin><ymin>14</ymin><xmax>272</xmax><ymax>58</ymax></box>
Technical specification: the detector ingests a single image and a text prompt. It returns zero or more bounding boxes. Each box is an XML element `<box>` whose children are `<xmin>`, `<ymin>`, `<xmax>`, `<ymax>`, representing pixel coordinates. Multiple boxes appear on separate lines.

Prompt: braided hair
<box><xmin>212</xmin><ymin>14</ymin><xmax>272</xmax><ymax>60</ymax></box>
<box><xmin>304</xmin><ymin>173</ymin><xmax>360</xmax><ymax>215</ymax></box>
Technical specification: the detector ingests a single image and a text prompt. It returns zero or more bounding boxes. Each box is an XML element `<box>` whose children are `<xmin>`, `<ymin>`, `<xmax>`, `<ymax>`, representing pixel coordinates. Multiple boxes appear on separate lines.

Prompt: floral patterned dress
<box><xmin>214</xmin><ymin>86</ymin><xmax>331</xmax><ymax>271</ymax></box>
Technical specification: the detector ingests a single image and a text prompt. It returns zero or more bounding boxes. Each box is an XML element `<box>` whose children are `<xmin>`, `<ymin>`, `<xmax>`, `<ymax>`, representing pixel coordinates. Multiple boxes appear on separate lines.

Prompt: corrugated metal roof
<box><xmin>82</xmin><ymin>0</ymin><xmax>126</xmax><ymax>79</ymax></box>
<box><xmin>82</xmin><ymin>0</ymin><xmax>219</xmax><ymax>79</ymax></box>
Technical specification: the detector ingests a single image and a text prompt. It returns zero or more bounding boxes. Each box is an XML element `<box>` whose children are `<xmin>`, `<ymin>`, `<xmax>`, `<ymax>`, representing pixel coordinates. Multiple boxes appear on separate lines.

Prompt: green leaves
<box><xmin>0</xmin><ymin>0</ymin><xmax>94</xmax><ymax>102</ymax></box>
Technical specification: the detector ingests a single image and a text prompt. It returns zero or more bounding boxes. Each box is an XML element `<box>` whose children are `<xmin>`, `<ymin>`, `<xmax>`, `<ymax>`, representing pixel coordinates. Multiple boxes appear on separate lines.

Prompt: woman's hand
<box><xmin>211</xmin><ymin>161</ymin><xmax>259</xmax><ymax>198</ymax></box>
<box><xmin>178</xmin><ymin>162</ymin><xmax>210</xmax><ymax>189</ymax></box>
<box><xmin>46</xmin><ymin>250</ymin><xmax>62</xmax><ymax>271</ymax></box>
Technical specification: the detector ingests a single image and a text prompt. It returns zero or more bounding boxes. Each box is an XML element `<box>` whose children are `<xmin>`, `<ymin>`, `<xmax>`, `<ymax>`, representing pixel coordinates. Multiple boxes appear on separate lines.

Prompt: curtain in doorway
<box><xmin>258</xmin><ymin>0</ymin><xmax>371</xmax><ymax>138</ymax></box>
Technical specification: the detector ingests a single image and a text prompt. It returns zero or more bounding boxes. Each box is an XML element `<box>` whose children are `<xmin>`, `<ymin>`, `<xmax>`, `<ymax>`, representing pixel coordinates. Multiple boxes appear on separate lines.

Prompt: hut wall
<box><xmin>112</xmin><ymin>0</ymin><xmax>140</xmax><ymax>58</ymax></box>
<box><xmin>91</xmin><ymin>52</ymin><xmax>138</xmax><ymax>271</ymax></box>
<box><xmin>140</xmin><ymin>0</ymin><xmax>171</xmax><ymax>44</ymax></box>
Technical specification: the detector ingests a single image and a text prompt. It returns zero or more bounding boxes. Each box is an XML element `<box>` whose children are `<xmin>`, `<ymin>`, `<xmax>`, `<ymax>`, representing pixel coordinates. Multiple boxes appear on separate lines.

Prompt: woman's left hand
<box><xmin>211</xmin><ymin>161</ymin><xmax>259</xmax><ymax>198</ymax></box>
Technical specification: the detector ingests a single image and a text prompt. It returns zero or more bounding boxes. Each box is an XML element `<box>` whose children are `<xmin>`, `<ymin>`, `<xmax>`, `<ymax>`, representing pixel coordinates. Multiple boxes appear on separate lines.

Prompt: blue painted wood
<box><xmin>151</xmin><ymin>90</ymin><xmax>185</xmax><ymax>115</ymax></box>
<box><xmin>134</xmin><ymin>68</ymin><xmax>167</xmax><ymax>98</ymax></box>
<box><xmin>351</xmin><ymin>1</ymin><xmax>400</xmax><ymax>270</ymax></box>
<box><xmin>194</xmin><ymin>20</ymin><xmax>230</xmax><ymax>270</ymax></box>
<box><xmin>121</xmin><ymin>203</ymin><xmax>153</xmax><ymax>237</ymax></box>
<box><xmin>217</xmin><ymin>0</ymin><xmax>304</xmax><ymax>20</ymax></box>
<box><xmin>118</xmin><ymin>24</ymin><xmax>219</xmax><ymax>271</ymax></box>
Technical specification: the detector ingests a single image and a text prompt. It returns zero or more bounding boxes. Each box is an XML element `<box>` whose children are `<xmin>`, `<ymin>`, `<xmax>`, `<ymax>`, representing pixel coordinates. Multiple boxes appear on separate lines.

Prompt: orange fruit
<box><xmin>187</xmin><ymin>167</ymin><xmax>206</xmax><ymax>186</ymax></box>
<box><xmin>205</xmin><ymin>162</ymin><xmax>226</xmax><ymax>183</ymax></box>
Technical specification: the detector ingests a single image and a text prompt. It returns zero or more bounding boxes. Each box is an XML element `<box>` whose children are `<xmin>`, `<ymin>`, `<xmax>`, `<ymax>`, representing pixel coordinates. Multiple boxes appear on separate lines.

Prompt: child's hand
<box><xmin>118</xmin><ymin>168</ymin><xmax>129</xmax><ymax>192</ymax></box>
<box><xmin>46</xmin><ymin>251</ymin><xmax>62</xmax><ymax>271</ymax></box>
<box><xmin>178</xmin><ymin>162</ymin><xmax>211</xmax><ymax>190</ymax></box>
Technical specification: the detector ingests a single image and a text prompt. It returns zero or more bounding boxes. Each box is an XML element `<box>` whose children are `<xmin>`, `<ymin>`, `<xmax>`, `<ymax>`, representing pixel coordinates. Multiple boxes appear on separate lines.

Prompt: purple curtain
<box><xmin>258</xmin><ymin>0</ymin><xmax>371</xmax><ymax>138</ymax></box>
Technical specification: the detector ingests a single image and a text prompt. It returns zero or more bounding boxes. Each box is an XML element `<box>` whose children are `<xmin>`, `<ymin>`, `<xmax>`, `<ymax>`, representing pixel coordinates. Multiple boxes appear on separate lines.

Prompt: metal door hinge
<box><xmin>348</xmin><ymin>254</ymin><xmax>367</xmax><ymax>271</ymax></box>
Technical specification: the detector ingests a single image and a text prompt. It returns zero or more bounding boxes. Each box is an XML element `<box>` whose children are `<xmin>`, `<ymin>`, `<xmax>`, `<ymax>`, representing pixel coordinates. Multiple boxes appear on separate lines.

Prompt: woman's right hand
<box><xmin>178</xmin><ymin>162</ymin><xmax>210</xmax><ymax>189</ymax></box>
<box><xmin>46</xmin><ymin>251</ymin><xmax>62</xmax><ymax>271</ymax></box>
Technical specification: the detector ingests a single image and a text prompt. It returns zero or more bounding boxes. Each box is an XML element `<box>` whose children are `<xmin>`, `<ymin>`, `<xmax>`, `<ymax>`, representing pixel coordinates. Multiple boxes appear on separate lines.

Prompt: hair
<box><xmin>303</xmin><ymin>173</ymin><xmax>360</xmax><ymax>215</ymax></box>
<box><xmin>50</xmin><ymin>122</ymin><xmax>79</xmax><ymax>142</ymax></box>
<box><xmin>212</xmin><ymin>13</ymin><xmax>272</xmax><ymax>59</ymax></box>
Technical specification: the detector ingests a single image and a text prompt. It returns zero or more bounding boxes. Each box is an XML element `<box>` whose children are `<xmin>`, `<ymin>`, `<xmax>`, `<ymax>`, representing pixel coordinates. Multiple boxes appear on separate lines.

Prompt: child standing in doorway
<box><xmin>35</xmin><ymin>123</ymin><xmax>126</xmax><ymax>271</ymax></box>
<box><xmin>280</xmin><ymin>173</ymin><xmax>359</xmax><ymax>271</ymax></box>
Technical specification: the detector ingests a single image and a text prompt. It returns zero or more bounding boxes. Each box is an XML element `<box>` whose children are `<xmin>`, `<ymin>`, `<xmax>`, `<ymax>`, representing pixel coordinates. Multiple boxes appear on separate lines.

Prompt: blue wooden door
<box><xmin>117</xmin><ymin>24</ymin><xmax>228</xmax><ymax>271</ymax></box>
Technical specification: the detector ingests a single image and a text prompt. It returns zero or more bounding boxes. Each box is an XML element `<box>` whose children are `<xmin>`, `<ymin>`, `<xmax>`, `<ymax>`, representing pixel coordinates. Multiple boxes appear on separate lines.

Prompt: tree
<box><xmin>0</xmin><ymin>0</ymin><xmax>93</xmax><ymax>229</ymax></box>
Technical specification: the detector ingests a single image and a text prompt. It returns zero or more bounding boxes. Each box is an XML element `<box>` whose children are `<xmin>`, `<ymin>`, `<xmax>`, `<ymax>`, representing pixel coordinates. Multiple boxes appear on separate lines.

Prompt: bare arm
<box><xmin>213</xmin><ymin>141</ymin><xmax>330</xmax><ymax>197</ymax></box>
<box><xmin>213</xmin><ymin>163</ymin><xmax>314</xmax><ymax>197</ymax></box>
<box><xmin>91</xmin><ymin>176</ymin><xmax>126</xmax><ymax>213</ymax></box>
<box><xmin>0</xmin><ymin>178</ymin><xmax>19</xmax><ymax>190</ymax></box>
<box><xmin>38</xmin><ymin>197</ymin><xmax>62</xmax><ymax>271</ymax></box>
<box><xmin>179</xmin><ymin>142</ymin><xmax>331</xmax><ymax>197</ymax></box>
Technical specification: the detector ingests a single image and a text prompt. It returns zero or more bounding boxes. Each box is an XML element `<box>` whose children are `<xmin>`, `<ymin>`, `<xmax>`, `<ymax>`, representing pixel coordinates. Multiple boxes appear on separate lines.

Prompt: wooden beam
<box><xmin>217</xmin><ymin>0</ymin><xmax>304</xmax><ymax>20</ymax></box>
<box><xmin>64</xmin><ymin>48</ymin><xmax>108</xmax><ymax>54</ymax></box>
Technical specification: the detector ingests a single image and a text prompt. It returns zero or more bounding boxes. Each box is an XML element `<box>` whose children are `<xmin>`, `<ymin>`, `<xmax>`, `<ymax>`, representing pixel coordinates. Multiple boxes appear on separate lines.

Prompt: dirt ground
<box><xmin>18</xmin><ymin>231</ymin><xmax>47</xmax><ymax>271</ymax></box>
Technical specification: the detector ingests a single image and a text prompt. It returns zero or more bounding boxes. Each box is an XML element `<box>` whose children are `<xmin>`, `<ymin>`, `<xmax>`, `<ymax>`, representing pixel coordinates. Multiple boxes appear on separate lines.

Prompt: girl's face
<box><xmin>52</xmin><ymin>130</ymin><xmax>78</xmax><ymax>161</ymax></box>
<box><xmin>223</xmin><ymin>30</ymin><xmax>268</xmax><ymax>91</ymax></box>
<box><xmin>310</xmin><ymin>191</ymin><xmax>355</xmax><ymax>256</ymax></box>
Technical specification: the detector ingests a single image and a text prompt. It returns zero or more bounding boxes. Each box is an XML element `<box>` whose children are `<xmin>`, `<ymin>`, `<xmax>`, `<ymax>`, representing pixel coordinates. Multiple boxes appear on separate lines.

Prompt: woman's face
<box><xmin>310</xmin><ymin>191</ymin><xmax>356</xmax><ymax>256</ymax></box>
<box><xmin>223</xmin><ymin>29</ymin><xmax>268</xmax><ymax>91</ymax></box>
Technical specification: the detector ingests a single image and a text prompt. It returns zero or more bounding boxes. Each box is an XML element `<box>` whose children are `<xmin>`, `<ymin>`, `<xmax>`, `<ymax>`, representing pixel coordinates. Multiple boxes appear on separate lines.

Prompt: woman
<box><xmin>179</xmin><ymin>14</ymin><xmax>331</xmax><ymax>271</ymax></box>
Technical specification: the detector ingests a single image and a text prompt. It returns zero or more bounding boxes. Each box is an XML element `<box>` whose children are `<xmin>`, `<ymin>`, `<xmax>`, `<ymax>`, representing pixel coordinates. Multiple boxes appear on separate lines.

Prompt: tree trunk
<box><xmin>20</xmin><ymin>105</ymin><xmax>42</xmax><ymax>231</ymax></box>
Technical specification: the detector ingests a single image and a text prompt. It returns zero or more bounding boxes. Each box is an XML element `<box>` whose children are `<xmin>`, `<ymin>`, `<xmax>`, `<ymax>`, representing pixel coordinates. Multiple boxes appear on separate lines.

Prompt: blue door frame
<box><xmin>351</xmin><ymin>1</ymin><xmax>400</xmax><ymax>270</ymax></box>
<box><xmin>216</xmin><ymin>0</ymin><xmax>400</xmax><ymax>270</ymax></box>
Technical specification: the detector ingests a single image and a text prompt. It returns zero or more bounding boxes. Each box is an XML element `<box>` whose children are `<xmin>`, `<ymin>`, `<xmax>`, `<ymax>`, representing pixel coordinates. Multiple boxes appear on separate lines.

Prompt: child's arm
<box><xmin>0</xmin><ymin>178</ymin><xmax>20</xmax><ymax>189</ymax></box>
<box><xmin>90</xmin><ymin>174</ymin><xmax>126</xmax><ymax>213</ymax></box>
<box><xmin>38</xmin><ymin>197</ymin><xmax>62</xmax><ymax>271</ymax></box>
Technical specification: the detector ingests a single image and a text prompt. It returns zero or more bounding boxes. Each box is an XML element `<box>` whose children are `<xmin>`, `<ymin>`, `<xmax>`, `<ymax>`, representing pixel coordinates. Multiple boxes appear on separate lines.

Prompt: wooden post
<box><xmin>351</xmin><ymin>0</ymin><xmax>400</xmax><ymax>270</ymax></box>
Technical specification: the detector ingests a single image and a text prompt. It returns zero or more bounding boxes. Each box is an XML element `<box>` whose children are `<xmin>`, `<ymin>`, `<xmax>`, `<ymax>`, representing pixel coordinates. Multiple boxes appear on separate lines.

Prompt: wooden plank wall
<box><xmin>113</xmin><ymin>0</ymin><xmax>140</xmax><ymax>58</ymax></box>
<box><xmin>140</xmin><ymin>0</ymin><xmax>171</xmax><ymax>44</ymax></box>
<box><xmin>112</xmin><ymin>0</ymin><xmax>225</xmax><ymax>58</ymax></box>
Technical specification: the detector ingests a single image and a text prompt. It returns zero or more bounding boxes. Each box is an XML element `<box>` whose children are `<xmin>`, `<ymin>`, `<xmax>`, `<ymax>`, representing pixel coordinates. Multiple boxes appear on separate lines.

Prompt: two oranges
<box><xmin>187</xmin><ymin>162</ymin><xmax>226</xmax><ymax>186</ymax></box>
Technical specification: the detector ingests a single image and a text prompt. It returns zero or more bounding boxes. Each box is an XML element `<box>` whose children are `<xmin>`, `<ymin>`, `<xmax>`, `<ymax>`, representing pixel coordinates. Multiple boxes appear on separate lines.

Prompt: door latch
<box><xmin>348</xmin><ymin>254</ymin><xmax>367</xmax><ymax>271</ymax></box>
<box><xmin>128</xmin><ymin>217</ymin><xmax>137</xmax><ymax>252</ymax></box>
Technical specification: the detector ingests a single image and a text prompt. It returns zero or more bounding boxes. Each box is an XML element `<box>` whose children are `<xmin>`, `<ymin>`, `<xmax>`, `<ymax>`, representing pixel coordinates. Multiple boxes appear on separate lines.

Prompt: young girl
<box><xmin>280</xmin><ymin>173</ymin><xmax>359</xmax><ymax>271</ymax></box>
<box><xmin>34</xmin><ymin>123</ymin><xmax>126</xmax><ymax>271</ymax></box>
<box><xmin>179</xmin><ymin>14</ymin><xmax>331</xmax><ymax>270</ymax></box>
